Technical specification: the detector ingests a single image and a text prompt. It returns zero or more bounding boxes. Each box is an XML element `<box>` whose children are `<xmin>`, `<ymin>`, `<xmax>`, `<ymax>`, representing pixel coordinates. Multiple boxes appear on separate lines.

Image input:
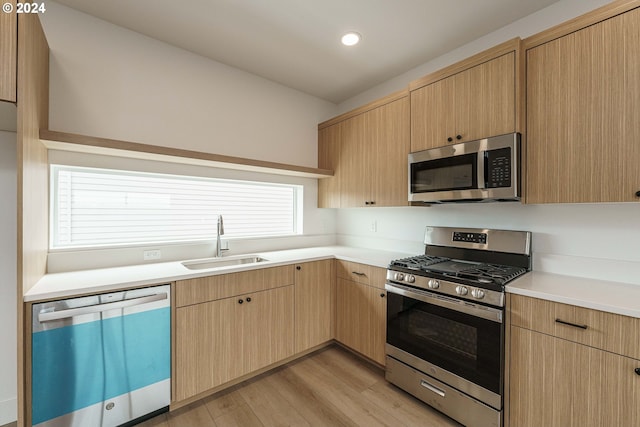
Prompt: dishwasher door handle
<box><xmin>38</xmin><ymin>293</ymin><xmax>168</xmax><ymax>323</ymax></box>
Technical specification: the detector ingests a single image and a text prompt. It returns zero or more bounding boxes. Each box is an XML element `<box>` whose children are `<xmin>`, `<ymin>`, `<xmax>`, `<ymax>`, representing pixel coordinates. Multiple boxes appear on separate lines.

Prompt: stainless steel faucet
<box><xmin>215</xmin><ymin>214</ymin><xmax>225</xmax><ymax>257</ymax></box>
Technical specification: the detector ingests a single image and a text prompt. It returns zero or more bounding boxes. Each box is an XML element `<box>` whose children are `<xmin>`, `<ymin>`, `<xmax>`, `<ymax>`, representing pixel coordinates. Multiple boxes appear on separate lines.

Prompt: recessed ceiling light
<box><xmin>341</xmin><ymin>32</ymin><xmax>361</xmax><ymax>46</ymax></box>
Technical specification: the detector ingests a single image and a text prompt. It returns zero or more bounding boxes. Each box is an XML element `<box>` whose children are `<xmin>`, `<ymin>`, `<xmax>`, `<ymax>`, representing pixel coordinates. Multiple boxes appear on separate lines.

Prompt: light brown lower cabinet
<box><xmin>294</xmin><ymin>260</ymin><xmax>334</xmax><ymax>353</ymax></box>
<box><xmin>335</xmin><ymin>277</ymin><xmax>386</xmax><ymax>365</ymax></box>
<box><xmin>175</xmin><ymin>285</ymin><xmax>294</xmax><ymax>401</ymax></box>
<box><xmin>509</xmin><ymin>326</ymin><xmax>640</xmax><ymax>427</ymax></box>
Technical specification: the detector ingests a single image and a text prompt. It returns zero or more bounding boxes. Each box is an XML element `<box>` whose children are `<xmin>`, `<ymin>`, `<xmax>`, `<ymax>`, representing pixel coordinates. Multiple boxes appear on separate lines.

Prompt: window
<box><xmin>51</xmin><ymin>165</ymin><xmax>302</xmax><ymax>249</ymax></box>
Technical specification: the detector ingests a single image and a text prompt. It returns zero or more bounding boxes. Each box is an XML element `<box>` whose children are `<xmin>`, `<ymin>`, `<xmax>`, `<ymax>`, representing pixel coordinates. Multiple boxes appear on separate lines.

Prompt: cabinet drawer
<box><xmin>510</xmin><ymin>294</ymin><xmax>640</xmax><ymax>359</ymax></box>
<box><xmin>175</xmin><ymin>265</ymin><xmax>294</xmax><ymax>307</ymax></box>
<box><xmin>336</xmin><ymin>260</ymin><xmax>386</xmax><ymax>289</ymax></box>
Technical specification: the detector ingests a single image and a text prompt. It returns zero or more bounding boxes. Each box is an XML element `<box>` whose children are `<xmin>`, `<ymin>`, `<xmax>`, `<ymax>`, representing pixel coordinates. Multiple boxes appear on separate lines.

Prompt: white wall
<box><xmin>0</xmin><ymin>130</ymin><xmax>17</xmax><ymax>424</ymax></box>
<box><xmin>336</xmin><ymin>204</ymin><xmax>640</xmax><ymax>285</ymax></box>
<box><xmin>39</xmin><ymin>2</ymin><xmax>337</xmax><ymax>168</ymax></box>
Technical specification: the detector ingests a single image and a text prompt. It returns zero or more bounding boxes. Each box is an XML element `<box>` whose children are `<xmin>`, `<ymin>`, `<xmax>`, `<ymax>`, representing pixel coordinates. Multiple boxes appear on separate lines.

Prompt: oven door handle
<box><xmin>385</xmin><ymin>283</ymin><xmax>503</xmax><ymax>323</ymax></box>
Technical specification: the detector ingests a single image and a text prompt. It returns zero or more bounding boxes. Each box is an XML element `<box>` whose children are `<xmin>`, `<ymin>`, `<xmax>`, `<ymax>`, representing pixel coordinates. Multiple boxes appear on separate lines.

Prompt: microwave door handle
<box><xmin>477</xmin><ymin>151</ymin><xmax>486</xmax><ymax>190</ymax></box>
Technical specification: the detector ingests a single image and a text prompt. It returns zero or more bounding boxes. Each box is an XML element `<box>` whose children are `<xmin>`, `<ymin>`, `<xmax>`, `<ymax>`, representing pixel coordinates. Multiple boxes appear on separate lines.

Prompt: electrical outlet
<box><xmin>369</xmin><ymin>220</ymin><xmax>377</xmax><ymax>233</ymax></box>
<box><xmin>143</xmin><ymin>249</ymin><xmax>162</xmax><ymax>261</ymax></box>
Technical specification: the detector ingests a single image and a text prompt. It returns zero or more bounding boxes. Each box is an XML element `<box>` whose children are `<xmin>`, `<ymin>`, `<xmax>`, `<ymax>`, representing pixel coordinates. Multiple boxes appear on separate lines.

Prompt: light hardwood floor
<box><xmin>141</xmin><ymin>345</ymin><xmax>461</xmax><ymax>427</ymax></box>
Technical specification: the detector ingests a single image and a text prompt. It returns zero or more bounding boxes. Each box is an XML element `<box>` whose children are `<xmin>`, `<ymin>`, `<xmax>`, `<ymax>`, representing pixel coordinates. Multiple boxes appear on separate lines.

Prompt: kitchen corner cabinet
<box><xmin>317</xmin><ymin>92</ymin><xmax>409</xmax><ymax>208</ymax></box>
<box><xmin>174</xmin><ymin>266</ymin><xmax>295</xmax><ymax>402</ymax></box>
<box><xmin>335</xmin><ymin>261</ymin><xmax>387</xmax><ymax>365</ymax></box>
<box><xmin>508</xmin><ymin>294</ymin><xmax>640</xmax><ymax>426</ymax></box>
<box><xmin>410</xmin><ymin>38</ymin><xmax>521</xmax><ymax>152</ymax></box>
<box><xmin>0</xmin><ymin>0</ymin><xmax>17</xmax><ymax>102</ymax></box>
<box><xmin>294</xmin><ymin>259</ymin><xmax>334</xmax><ymax>353</ymax></box>
<box><xmin>525</xmin><ymin>4</ymin><xmax>640</xmax><ymax>203</ymax></box>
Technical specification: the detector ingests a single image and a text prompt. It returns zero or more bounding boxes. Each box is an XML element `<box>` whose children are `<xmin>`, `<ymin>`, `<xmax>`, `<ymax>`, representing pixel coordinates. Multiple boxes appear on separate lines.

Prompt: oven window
<box><xmin>387</xmin><ymin>291</ymin><xmax>502</xmax><ymax>394</ymax></box>
<box><xmin>410</xmin><ymin>153</ymin><xmax>477</xmax><ymax>193</ymax></box>
<box><xmin>409</xmin><ymin>311</ymin><xmax>478</xmax><ymax>360</ymax></box>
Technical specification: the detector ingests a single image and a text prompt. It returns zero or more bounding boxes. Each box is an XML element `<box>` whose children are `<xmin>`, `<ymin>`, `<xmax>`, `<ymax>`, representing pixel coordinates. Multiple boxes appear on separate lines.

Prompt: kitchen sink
<box><xmin>181</xmin><ymin>255</ymin><xmax>268</xmax><ymax>270</ymax></box>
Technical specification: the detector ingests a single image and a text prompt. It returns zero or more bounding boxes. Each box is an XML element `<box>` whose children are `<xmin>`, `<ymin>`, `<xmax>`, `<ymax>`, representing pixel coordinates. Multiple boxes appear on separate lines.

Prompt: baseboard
<box><xmin>0</xmin><ymin>397</ymin><xmax>17</xmax><ymax>426</ymax></box>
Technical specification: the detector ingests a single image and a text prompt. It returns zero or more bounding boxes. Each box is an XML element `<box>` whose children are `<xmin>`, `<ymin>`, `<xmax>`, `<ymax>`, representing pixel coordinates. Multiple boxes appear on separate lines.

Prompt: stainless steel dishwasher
<box><xmin>31</xmin><ymin>285</ymin><xmax>171</xmax><ymax>427</ymax></box>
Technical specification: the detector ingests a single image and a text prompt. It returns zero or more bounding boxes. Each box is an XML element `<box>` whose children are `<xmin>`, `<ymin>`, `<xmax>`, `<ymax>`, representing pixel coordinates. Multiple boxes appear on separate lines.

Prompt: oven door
<box><xmin>385</xmin><ymin>282</ymin><xmax>503</xmax><ymax>409</ymax></box>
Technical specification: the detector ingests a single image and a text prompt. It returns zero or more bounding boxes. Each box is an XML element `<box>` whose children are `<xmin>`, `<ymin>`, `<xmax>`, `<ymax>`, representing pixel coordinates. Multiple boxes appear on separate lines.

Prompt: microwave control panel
<box><xmin>485</xmin><ymin>147</ymin><xmax>512</xmax><ymax>188</ymax></box>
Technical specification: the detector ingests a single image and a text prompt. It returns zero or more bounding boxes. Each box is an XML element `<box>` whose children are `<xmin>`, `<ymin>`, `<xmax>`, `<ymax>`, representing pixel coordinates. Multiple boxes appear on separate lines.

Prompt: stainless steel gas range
<box><xmin>385</xmin><ymin>226</ymin><xmax>531</xmax><ymax>427</ymax></box>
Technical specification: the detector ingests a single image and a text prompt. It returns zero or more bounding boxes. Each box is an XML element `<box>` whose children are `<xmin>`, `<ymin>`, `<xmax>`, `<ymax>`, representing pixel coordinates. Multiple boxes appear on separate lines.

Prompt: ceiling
<box><xmin>52</xmin><ymin>0</ymin><xmax>561</xmax><ymax>104</ymax></box>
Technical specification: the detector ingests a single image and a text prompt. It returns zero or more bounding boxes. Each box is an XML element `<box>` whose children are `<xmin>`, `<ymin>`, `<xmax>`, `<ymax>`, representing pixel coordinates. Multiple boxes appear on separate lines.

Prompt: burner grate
<box><xmin>456</xmin><ymin>264</ymin><xmax>527</xmax><ymax>285</ymax></box>
<box><xmin>390</xmin><ymin>255</ymin><xmax>449</xmax><ymax>270</ymax></box>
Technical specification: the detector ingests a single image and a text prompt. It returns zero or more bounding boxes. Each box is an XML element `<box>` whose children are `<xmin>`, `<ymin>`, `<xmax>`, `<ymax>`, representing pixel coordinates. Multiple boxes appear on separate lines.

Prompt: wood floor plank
<box><xmin>265</xmin><ymin>366</ymin><xmax>357</xmax><ymax>427</ymax></box>
<box><xmin>167</xmin><ymin>402</ymin><xmax>217</xmax><ymax>427</ymax></box>
<box><xmin>288</xmin><ymin>357</ymin><xmax>406</xmax><ymax>427</ymax></box>
<box><xmin>204</xmin><ymin>387</ymin><xmax>248</xmax><ymax>419</ymax></box>
<box><xmin>212</xmin><ymin>403</ymin><xmax>264</xmax><ymax>427</ymax></box>
<box><xmin>135</xmin><ymin>413</ymin><xmax>169</xmax><ymax>427</ymax></box>
<box><xmin>238</xmin><ymin>375</ymin><xmax>311</xmax><ymax>427</ymax></box>
<box><xmin>311</xmin><ymin>346</ymin><xmax>382</xmax><ymax>392</ymax></box>
<box><xmin>362</xmin><ymin>380</ymin><xmax>462</xmax><ymax>427</ymax></box>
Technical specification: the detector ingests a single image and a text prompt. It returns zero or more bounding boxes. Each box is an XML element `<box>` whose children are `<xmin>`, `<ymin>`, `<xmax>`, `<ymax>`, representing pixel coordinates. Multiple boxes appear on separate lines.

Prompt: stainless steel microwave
<box><xmin>408</xmin><ymin>133</ymin><xmax>521</xmax><ymax>204</ymax></box>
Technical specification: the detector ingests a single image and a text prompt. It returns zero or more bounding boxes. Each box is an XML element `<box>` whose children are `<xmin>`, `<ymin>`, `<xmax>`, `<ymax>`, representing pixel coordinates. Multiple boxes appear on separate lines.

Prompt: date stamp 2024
<box><xmin>3</xmin><ymin>2</ymin><xmax>46</xmax><ymax>14</ymax></box>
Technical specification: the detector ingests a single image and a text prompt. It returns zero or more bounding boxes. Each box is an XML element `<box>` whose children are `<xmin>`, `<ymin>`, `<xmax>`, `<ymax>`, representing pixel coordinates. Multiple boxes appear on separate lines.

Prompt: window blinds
<box><xmin>51</xmin><ymin>166</ymin><xmax>300</xmax><ymax>248</ymax></box>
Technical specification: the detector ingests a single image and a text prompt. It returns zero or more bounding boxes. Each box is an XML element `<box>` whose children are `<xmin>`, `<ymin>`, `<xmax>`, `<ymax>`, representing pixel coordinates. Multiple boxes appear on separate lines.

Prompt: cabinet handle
<box><xmin>380</xmin><ymin>293</ymin><xmax>385</xmax><ymax>298</ymax></box>
<box><xmin>246</xmin><ymin>297</ymin><xmax>252</xmax><ymax>303</ymax></box>
<box><xmin>635</xmin><ymin>368</ymin><xmax>640</xmax><ymax>376</ymax></box>
<box><xmin>296</xmin><ymin>266</ymin><xmax>301</xmax><ymax>270</ymax></box>
<box><xmin>635</xmin><ymin>191</ymin><xmax>640</xmax><ymax>197</ymax></box>
<box><xmin>238</xmin><ymin>299</ymin><xmax>244</xmax><ymax>304</ymax></box>
<box><xmin>456</xmin><ymin>134</ymin><xmax>462</xmax><ymax>140</ymax></box>
<box><xmin>447</xmin><ymin>137</ymin><xmax>453</xmax><ymax>142</ymax></box>
<box><xmin>365</xmin><ymin>201</ymin><xmax>370</xmax><ymax>205</ymax></box>
<box><xmin>370</xmin><ymin>201</ymin><xmax>376</xmax><ymax>205</ymax></box>
<box><xmin>555</xmin><ymin>318</ymin><xmax>588</xmax><ymax>330</ymax></box>
<box><xmin>352</xmin><ymin>271</ymin><xmax>366</xmax><ymax>276</ymax></box>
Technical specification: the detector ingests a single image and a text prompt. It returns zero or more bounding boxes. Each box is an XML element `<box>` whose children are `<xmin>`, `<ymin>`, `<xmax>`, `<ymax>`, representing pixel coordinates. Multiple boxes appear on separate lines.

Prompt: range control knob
<box><xmin>394</xmin><ymin>272</ymin><xmax>405</xmax><ymax>281</ymax></box>
<box><xmin>471</xmin><ymin>288</ymin><xmax>485</xmax><ymax>299</ymax></box>
<box><xmin>406</xmin><ymin>275</ymin><xmax>416</xmax><ymax>284</ymax></box>
<box><xmin>455</xmin><ymin>286</ymin><xmax>469</xmax><ymax>296</ymax></box>
<box><xmin>428</xmin><ymin>279</ymin><xmax>440</xmax><ymax>289</ymax></box>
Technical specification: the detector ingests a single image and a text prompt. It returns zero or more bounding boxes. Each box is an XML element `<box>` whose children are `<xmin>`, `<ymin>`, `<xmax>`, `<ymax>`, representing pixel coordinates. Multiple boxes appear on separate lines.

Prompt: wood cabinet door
<box><xmin>366</xmin><ymin>285</ymin><xmax>387</xmax><ymax>365</ymax></box>
<box><xmin>338</xmin><ymin>112</ymin><xmax>370</xmax><ymax>207</ymax></box>
<box><xmin>243</xmin><ymin>285</ymin><xmax>294</xmax><ymax>373</ymax></box>
<box><xmin>294</xmin><ymin>260</ymin><xmax>334</xmax><ymax>353</ymax></box>
<box><xmin>411</xmin><ymin>52</ymin><xmax>515</xmax><ymax>152</ymax></box>
<box><xmin>411</xmin><ymin>76</ymin><xmax>455</xmax><ymax>152</ymax></box>
<box><xmin>0</xmin><ymin>0</ymin><xmax>16</xmax><ymax>102</ymax></box>
<box><xmin>457</xmin><ymin>52</ymin><xmax>515</xmax><ymax>144</ymax></box>
<box><xmin>369</xmin><ymin>96</ymin><xmax>410</xmax><ymax>207</ymax></box>
<box><xmin>175</xmin><ymin>297</ymin><xmax>243</xmax><ymax>401</ymax></box>
<box><xmin>510</xmin><ymin>326</ymin><xmax>640</xmax><ymax>427</ymax></box>
<box><xmin>526</xmin><ymin>8</ymin><xmax>640</xmax><ymax>203</ymax></box>
<box><xmin>336</xmin><ymin>278</ymin><xmax>387</xmax><ymax>365</ymax></box>
<box><xmin>318</xmin><ymin>124</ymin><xmax>342</xmax><ymax>208</ymax></box>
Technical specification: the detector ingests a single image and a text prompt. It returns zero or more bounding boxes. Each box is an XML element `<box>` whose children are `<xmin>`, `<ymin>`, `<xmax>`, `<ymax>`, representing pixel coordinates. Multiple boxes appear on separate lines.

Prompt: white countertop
<box><xmin>506</xmin><ymin>271</ymin><xmax>640</xmax><ymax>318</ymax></box>
<box><xmin>27</xmin><ymin>246</ymin><xmax>640</xmax><ymax>319</ymax></box>
<box><xmin>25</xmin><ymin>246</ymin><xmax>412</xmax><ymax>302</ymax></box>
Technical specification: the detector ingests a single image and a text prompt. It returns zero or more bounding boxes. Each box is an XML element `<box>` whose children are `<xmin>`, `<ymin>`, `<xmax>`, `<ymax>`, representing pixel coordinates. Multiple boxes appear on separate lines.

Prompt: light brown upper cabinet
<box><xmin>317</xmin><ymin>91</ymin><xmax>410</xmax><ymax>208</ymax></box>
<box><xmin>0</xmin><ymin>1</ymin><xmax>17</xmax><ymax>102</ymax></box>
<box><xmin>410</xmin><ymin>38</ymin><xmax>522</xmax><ymax>152</ymax></box>
<box><xmin>524</xmin><ymin>1</ymin><xmax>640</xmax><ymax>203</ymax></box>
